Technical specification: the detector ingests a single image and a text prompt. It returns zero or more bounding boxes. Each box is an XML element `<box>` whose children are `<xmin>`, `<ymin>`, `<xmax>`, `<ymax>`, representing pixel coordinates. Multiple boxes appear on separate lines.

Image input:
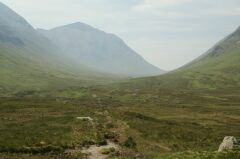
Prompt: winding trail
<box><xmin>81</xmin><ymin>141</ymin><xmax>119</xmax><ymax>159</ymax></box>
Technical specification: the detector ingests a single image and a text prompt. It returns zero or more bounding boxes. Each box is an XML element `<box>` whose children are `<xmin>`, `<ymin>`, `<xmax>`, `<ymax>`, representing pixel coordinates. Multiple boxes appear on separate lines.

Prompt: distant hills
<box><xmin>38</xmin><ymin>22</ymin><xmax>163</xmax><ymax>77</ymax></box>
<box><xmin>124</xmin><ymin>26</ymin><xmax>240</xmax><ymax>90</ymax></box>
<box><xmin>0</xmin><ymin>2</ymin><xmax>162</xmax><ymax>93</ymax></box>
<box><xmin>1</xmin><ymin>1</ymin><xmax>239</xmax><ymax>93</ymax></box>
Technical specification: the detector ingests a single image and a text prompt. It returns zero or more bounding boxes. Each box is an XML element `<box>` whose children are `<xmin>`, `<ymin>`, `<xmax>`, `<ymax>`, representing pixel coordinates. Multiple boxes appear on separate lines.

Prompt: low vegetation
<box><xmin>155</xmin><ymin>151</ymin><xmax>240</xmax><ymax>159</ymax></box>
<box><xmin>0</xmin><ymin>85</ymin><xmax>240</xmax><ymax>158</ymax></box>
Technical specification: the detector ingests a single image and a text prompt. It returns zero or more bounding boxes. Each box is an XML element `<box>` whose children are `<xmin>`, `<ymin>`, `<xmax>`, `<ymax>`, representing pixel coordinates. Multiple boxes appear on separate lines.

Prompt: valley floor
<box><xmin>0</xmin><ymin>87</ymin><xmax>240</xmax><ymax>159</ymax></box>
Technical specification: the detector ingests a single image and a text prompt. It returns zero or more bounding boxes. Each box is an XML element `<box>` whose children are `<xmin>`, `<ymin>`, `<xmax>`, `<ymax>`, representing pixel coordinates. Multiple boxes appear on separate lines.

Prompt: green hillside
<box><xmin>0</xmin><ymin>44</ymin><xmax>76</xmax><ymax>93</ymax></box>
<box><xmin>0</xmin><ymin>2</ymin><xmax>118</xmax><ymax>95</ymax></box>
<box><xmin>0</xmin><ymin>42</ymin><xmax>119</xmax><ymax>96</ymax></box>
<box><xmin>0</xmin><ymin>43</ymin><xmax>118</xmax><ymax>95</ymax></box>
<box><xmin>121</xmin><ymin>27</ymin><xmax>240</xmax><ymax>91</ymax></box>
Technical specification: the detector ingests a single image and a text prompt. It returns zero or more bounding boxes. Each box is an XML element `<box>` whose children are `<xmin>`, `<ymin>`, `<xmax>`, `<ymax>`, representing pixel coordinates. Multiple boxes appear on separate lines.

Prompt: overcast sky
<box><xmin>1</xmin><ymin>0</ymin><xmax>240</xmax><ymax>70</ymax></box>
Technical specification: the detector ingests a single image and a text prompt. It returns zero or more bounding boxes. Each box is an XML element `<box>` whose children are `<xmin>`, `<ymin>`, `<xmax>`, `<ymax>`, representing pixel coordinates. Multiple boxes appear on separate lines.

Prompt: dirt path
<box><xmin>81</xmin><ymin>141</ymin><xmax>118</xmax><ymax>159</ymax></box>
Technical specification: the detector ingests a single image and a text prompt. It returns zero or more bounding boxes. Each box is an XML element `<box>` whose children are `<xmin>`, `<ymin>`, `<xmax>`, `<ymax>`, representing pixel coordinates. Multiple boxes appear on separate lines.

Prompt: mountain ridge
<box><xmin>38</xmin><ymin>22</ymin><xmax>164</xmax><ymax>77</ymax></box>
<box><xmin>0</xmin><ymin>3</ymin><xmax>120</xmax><ymax>94</ymax></box>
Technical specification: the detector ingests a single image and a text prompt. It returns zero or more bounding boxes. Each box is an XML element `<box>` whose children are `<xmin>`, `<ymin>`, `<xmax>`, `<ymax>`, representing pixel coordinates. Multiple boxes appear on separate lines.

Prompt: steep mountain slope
<box><xmin>176</xmin><ymin>26</ymin><xmax>240</xmax><ymax>89</ymax></box>
<box><xmin>38</xmin><ymin>22</ymin><xmax>163</xmax><ymax>77</ymax></box>
<box><xmin>121</xmin><ymin>26</ymin><xmax>240</xmax><ymax>90</ymax></box>
<box><xmin>0</xmin><ymin>2</ymin><xmax>114</xmax><ymax>94</ymax></box>
<box><xmin>186</xmin><ymin>26</ymin><xmax>240</xmax><ymax>66</ymax></box>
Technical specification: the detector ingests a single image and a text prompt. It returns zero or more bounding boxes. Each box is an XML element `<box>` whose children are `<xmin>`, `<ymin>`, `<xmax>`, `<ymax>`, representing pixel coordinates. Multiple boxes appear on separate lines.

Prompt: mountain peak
<box><xmin>68</xmin><ymin>22</ymin><xmax>91</xmax><ymax>27</ymax></box>
<box><xmin>39</xmin><ymin>22</ymin><xmax>163</xmax><ymax>77</ymax></box>
<box><xmin>53</xmin><ymin>22</ymin><xmax>97</xmax><ymax>31</ymax></box>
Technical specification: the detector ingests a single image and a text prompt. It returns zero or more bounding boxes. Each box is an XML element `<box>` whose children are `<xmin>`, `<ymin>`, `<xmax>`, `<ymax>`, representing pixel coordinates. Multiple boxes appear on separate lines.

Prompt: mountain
<box><xmin>186</xmin><ymin>26</ymin><xmax>240</xmax><ymax>66</ymax></box>
<box><xmin>0</xmin><ymin>1</ymin><xmax>163</xmax><ymax>94</ymax></box>
<box><xmin>177</xmin><ymin>26</ymin><xmax>240</xmax><ymax>89</ymax></box>
<box><xmin>38</xmin><ymin>22</ymin><xmax>163</xmax><ymax>77</ymax></box>
<box><xmin>121</xmin><ymin>26</ymin><xmax>240</xmax><ymax>90</ymax></box>
<box><xmin>0</xmin><ymin>2</ymin><xmax>114</xmax><ymax>94</ymax></box>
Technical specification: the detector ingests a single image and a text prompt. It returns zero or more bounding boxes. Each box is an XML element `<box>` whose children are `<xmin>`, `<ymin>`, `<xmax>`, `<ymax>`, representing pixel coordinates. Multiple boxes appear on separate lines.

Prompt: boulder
<box><xmin>218</xmin><ymin>136</ymin><xmax>238</xmax><ymax>152</ymax></box>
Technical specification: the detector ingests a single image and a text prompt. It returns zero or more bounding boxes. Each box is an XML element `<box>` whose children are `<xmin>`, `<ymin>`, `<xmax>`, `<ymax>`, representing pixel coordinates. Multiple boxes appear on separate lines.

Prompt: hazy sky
<box><xmin>1</xmin><ymin>0</ymin><xmax>240</xmax><ymax>70</ymax></box>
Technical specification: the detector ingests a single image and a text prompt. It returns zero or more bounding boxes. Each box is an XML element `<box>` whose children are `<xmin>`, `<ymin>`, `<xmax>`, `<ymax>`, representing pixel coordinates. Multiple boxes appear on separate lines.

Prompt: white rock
<box><xmin>76</xmin><ymin>117</ymin><xmax>93</xmax><ymax>121</ymax></box>
<box><xmin>218</xmin><ymin>136</ymin><xmax>237</xmax><ymax>152</ymax></box>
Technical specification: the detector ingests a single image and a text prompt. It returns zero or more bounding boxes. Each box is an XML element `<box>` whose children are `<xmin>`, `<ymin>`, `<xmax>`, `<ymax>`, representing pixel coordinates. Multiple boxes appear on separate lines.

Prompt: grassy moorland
<box><xmin>0</xmin><ymin>84</ymin><xmax>240</xmax><ymax>159</ymax></box>
<box><xmin>0</xmin><ymin>95</ymin><xmax>115</xmax><ymax>158</ymax></box>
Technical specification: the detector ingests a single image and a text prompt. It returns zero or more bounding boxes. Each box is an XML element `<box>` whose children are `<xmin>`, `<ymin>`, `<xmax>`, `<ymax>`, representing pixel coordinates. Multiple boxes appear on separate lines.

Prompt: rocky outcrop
<box><xmin>218</xmin><ymin>136</ymin><xmax>239</xmax><ymax>152</ymax></box>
